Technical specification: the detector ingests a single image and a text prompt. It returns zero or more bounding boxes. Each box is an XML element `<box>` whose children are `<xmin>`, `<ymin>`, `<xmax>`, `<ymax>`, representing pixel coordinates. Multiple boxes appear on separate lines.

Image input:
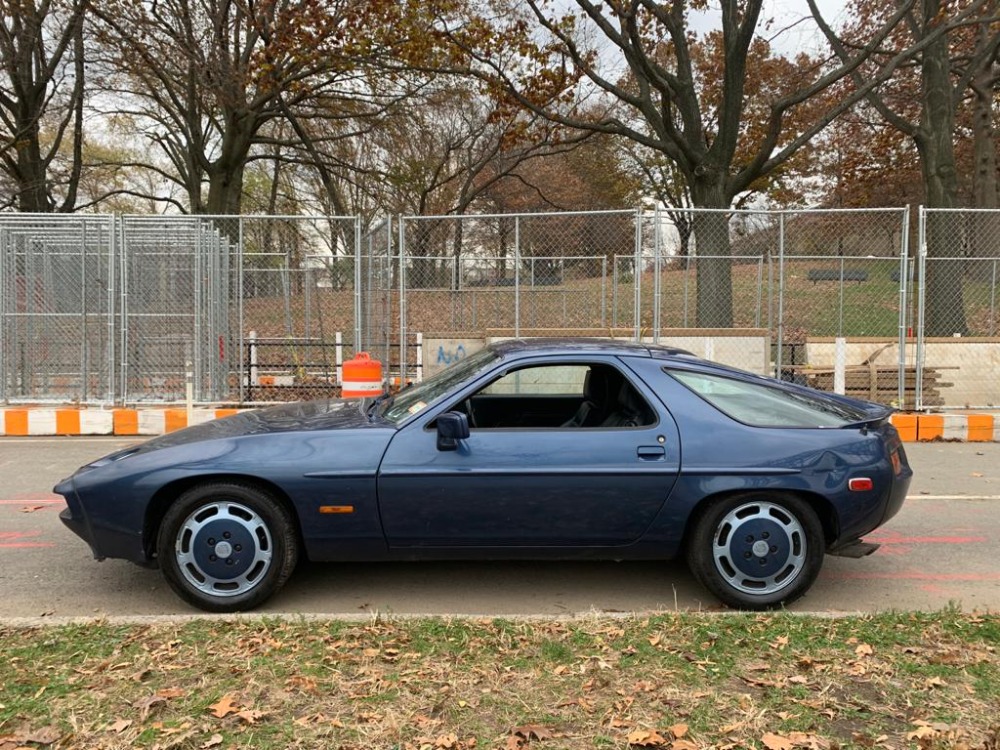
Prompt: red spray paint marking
<box><xmin>868</xmin><ymin>530</ymin><xmax>986</xmax><ymax>545</ymax></box>
<box><xmin>0</xmin><ymin>531</ymin><xmax>55</xmax><ymax>549</ymax></box>
<box><xmin>863</xmin><ymin>530</ymin><xmax>987</xmax><ymax>556</ymax></box>
<box><xmin>828</xmin><ymin>571</ymin><xmax>1000</xmax><ymax>582</ymax></box>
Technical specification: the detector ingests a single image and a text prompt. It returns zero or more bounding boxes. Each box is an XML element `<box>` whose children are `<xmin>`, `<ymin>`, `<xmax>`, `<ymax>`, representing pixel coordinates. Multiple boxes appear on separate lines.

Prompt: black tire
<box><xmin>686</xmin><ymin>493</ymin><xmax>825</xmax><ymax>610</ymax></box>
<box><xmin>156</xmin><ymin>482</ymin><xmax>298</xmax><ymax>613</ymax></box>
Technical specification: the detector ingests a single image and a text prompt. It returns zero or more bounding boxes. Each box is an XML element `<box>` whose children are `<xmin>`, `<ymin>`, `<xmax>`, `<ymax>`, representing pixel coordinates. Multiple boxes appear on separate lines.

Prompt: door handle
<box><xmin>637</xmin><ymin>445</ymin><xmax>666</xmax><ymax>460</ymax></box>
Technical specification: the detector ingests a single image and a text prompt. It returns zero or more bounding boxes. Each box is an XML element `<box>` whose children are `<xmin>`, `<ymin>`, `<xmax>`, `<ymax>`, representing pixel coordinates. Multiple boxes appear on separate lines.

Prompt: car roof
<box><xmin>486</xmin><ymin>337</ymin><xmax>698</xmax><ymax>360</ymax></box>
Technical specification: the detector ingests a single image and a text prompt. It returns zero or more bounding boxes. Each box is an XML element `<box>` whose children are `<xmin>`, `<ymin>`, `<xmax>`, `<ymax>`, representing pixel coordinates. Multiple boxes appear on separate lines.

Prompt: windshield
<box><xmin>380</xmin><ymin>348</ymin><xmax>499</xmax><ymax>424</ymax></box>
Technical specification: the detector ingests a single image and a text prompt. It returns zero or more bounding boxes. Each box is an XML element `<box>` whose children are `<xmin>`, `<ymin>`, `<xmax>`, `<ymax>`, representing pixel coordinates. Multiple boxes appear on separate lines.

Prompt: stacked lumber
<box><xmin>788</xmin><ymin>344</ymin><xmax>953</xmax><ymax>409</ymax></box>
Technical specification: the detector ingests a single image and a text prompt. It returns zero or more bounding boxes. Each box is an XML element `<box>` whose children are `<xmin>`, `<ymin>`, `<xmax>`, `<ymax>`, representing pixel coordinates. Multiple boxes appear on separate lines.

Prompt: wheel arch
<box><xmin>143</xmin><ymin>474</ymin><xmax>302</xmax><ymax>562</ymax></box>
<box><xmin>683</xmin><ymin>488</ymin><xmax>839</xmax><ymax>552</ymax></box>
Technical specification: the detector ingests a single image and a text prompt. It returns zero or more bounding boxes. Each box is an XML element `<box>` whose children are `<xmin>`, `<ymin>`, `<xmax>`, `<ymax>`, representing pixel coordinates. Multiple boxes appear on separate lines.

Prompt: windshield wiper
<box><xmin>365</xmin><ymin>391</ymin><xmax>393</xmax><ymax>421</ymax></box>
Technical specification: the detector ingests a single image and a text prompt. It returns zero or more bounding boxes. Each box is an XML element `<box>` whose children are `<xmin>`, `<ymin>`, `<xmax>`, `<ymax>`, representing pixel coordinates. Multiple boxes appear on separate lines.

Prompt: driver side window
<box><xmin>458</xmin><ymin>362</ymin><xmax>655</xmax><ymax>429</ymax></box>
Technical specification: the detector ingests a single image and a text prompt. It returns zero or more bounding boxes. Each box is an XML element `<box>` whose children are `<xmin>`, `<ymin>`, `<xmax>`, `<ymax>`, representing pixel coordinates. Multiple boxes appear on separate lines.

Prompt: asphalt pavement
<box><xmin>1</xmin><ymin>438</ymin><xmax>998</xmax><ymax>622</ymax></box>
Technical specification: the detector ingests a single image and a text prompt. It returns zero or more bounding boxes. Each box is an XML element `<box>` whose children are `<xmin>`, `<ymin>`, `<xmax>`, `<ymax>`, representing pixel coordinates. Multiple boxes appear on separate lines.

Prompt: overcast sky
<box><xmin>689</xmin><ymin>0</ymin><xmax>849</xmax><ymax>55</ymax></box>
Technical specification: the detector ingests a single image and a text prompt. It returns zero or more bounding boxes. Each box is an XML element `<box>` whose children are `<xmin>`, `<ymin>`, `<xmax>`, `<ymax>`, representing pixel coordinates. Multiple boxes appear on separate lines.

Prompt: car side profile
<box><xmin>55</xmin><ymin>338</ymin><xmax>912</xmax><ymax>612</ymax></box>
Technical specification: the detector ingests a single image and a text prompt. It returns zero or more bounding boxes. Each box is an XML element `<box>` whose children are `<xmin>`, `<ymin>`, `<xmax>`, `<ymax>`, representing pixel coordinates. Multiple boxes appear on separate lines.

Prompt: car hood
<box><xmin>133</xmin><ymin>399</ymin><xmax>376</xmax><ymax>454</ymax></box>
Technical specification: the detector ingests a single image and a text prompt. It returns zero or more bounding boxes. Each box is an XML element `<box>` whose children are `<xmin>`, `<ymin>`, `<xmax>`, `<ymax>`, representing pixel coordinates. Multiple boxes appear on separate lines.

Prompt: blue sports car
<box><xmin>55</xmin><ymin>338</ymin><xmax>911</xmax><ymax>612</ymax></box>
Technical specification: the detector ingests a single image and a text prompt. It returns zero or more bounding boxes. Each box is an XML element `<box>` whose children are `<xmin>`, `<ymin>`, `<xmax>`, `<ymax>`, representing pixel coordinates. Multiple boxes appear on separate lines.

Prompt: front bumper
<box><xmin>55</xmin><ymin>477</ymin><xmax>151</xmax><ymax>564</ymax></box>
<box><xmin>59</xmin><ymin>506</ymin><xmax>103</xmax><ymax>560</ymax></box>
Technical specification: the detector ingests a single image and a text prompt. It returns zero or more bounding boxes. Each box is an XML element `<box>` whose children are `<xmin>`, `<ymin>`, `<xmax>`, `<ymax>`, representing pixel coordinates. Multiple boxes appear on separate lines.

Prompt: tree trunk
<box><xmin>205</xmin><ymin>163</ymin><xmax>246</xmax><ymax>215</ymax></box>
<box><xmin>690</xmin><ymin>176</ymin><xmax>734</xmax><ymax>328</ymax></box>
<box><xmin>964</xmin><ymin>61</ymin><xmax>1000</xmax><ymax>287</ymax></box>
<box><xmin>918</xmin><ymin>0</ymin><xmax>966</xmax><ymax>337</ymax></box>
<box><xmin>971</xmin><ymin>63</ymin><xmax>999</xmax><ymax>210</ymax></box>
<box><xmin>15</xmin><ymin>118</ymin><xmax>52</xmax><ymax>212</ymax></box>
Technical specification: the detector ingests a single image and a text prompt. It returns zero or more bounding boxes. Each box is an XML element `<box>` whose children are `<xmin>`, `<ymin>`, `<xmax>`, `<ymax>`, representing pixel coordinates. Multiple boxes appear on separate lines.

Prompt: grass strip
<box><xmin>1</xmin><ymin>610</ymin><xmax>998</xmax><ymax>749</ymax></box>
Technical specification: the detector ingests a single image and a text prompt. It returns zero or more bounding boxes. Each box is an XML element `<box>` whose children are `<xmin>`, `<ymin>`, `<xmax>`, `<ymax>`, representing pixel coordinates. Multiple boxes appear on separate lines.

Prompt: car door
<box><xmin>376</xmin><ymin>357</ymin><xmax>681</xmax><ymax>548</ymax></box>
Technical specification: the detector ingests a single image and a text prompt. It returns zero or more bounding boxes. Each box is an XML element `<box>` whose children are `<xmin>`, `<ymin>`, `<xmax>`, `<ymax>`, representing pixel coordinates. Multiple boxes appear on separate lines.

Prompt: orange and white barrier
<box><xmin>890</xmin><ymin>413</ymin><xmax>997</xmax><ymax>442</ymax></box>
<box><xmin>2</xmin><ymin>407</ymin><xmax>998</xmax><ymax>440</ymax></box>
<box><xmin>0</xmin><ymin>408</ymin><xmax>241</xmax><ymax>436</ymax></box>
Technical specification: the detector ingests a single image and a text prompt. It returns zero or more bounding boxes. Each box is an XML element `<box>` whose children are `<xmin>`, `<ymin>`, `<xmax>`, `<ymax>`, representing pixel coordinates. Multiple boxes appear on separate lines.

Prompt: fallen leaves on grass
<box><xmin>0</xmin><ymin>726</ymin><xmax>62</xmax><ymax>748</ymax></box>
<box><xmin>207</xmin><ymin>694</ymin><xmax>239</xmax><ymax>719</ymax></box>
<box><xmin>627</xmin><ymin>728</ymin><xmax>669</xmax><ymax>747</ymax></box>
<box><xmin>3</xmin><ymin>614</ymin><xmax>1000</xmax><ymax>750</ymax></box>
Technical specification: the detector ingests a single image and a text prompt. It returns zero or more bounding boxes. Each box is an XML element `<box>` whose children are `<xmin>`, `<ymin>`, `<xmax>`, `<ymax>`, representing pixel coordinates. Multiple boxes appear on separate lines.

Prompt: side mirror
<box><xmin>436</xmin><ymin>411</ymin><xmax>470</xmax><ymax>451</ymax></box>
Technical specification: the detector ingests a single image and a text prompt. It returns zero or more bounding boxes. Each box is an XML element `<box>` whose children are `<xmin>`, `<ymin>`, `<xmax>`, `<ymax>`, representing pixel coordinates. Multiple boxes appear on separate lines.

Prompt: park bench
<box><xmin>807</xmin><ymin>268</ymin><xmax>869</xmax><ymax>284</ymax></box>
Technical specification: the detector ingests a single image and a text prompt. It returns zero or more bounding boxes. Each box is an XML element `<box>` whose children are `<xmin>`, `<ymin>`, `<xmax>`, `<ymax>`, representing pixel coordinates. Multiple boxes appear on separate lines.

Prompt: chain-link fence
<box><xmin>359</xmin><ymin>218</ymin><xmax>396</xmax><ymax>371</ymax></box>
<box><xmin>237</xmin><ymin>216</ymin><xmax>360</xmax><ymax>401</ymax></box>
<box><xmin>0</xmin><ymin>214</ymin><xmax>116</xmax><ymax>403</ymax></box>
<box><xmin>397</xmin><ymin>211</ymin><xmax>639</xmax><ymax>379</ymax></box>
<box><xmin>119</xmin><ymin>215</ymin><xmax>237</xmax><ymax>402</ymax></box>
<box><xmin>6</xmin><ymin>207</ymin><xmax>998</xmax><ymax>410</ymax></box>
<box><xmin>916</xmin><ymin>208</ymin><xmax>1000</xmax><ymax>409</ymax></box>
<box><xmin>643</xmin><ymin>208</ymin><xmax>770</xmax><ymax>334</ymax></box>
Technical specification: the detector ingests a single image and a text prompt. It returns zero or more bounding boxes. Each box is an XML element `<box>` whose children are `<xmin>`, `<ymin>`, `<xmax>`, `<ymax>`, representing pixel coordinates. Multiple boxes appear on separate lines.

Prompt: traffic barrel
<box><xmin>341</xmin><ymin>352</ymin><xmax>383</xmax><ymax>398</ymax></box>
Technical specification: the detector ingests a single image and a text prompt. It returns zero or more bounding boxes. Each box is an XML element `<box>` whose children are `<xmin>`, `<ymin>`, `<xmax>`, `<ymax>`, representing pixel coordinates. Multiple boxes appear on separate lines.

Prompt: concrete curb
<box><xmin>1</xmin><ymin>407</ymin><xmax>997</xmax><ymax>440</ymax></box>
<box><xmin>0</xmin><ymin>407</ymin><xmax>242</xmax><ymax>436</ymax></box>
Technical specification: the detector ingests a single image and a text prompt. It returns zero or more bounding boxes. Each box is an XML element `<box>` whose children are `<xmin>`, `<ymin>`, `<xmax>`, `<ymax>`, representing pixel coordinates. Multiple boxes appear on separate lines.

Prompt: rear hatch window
<box><xmin>668</xmin><ymin>369</ymin><xmax>885</xmax><ymax>428</ymax></box>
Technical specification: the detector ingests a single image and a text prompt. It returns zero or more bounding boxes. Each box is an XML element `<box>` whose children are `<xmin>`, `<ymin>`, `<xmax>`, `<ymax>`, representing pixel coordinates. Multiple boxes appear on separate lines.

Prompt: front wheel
<box><xmin>157</xmin><ymin>482</ymin><xmax>298</xmax><ymax>612</ymax></box>
<box><xmin>686</xmin><ymin>493</ymin><xmax>825</xmax><ymax>610</ymax></box>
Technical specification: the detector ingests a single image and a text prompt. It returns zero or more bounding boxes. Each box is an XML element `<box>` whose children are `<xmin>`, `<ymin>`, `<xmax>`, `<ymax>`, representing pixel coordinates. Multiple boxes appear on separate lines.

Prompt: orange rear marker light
<box><xmin>319</xmin><ymin>505</ymin><xmax>355</xmax><ymax>514</ymax></box>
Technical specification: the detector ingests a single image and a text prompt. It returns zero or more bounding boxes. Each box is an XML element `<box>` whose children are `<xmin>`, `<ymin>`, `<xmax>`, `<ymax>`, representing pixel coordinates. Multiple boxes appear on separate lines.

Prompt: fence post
<box><xmin>186</xmin><ymin>359</ymin><xmax>194</xmax><ymax>422</ymax></box>
<box><xmin>915</xmin><ymin>207</ymin><xmax>928</xmax><ymax>411</ymax></box>
<box><xmin>834</xmin><ymin>337</ymin><xmax>846</xmax><ymax>395</ymax></box>
<box><xmin>237</xmin><ymin>217</ymin><xmax>245</xmax><ymax>404</ymax></box>
<box><xmin>897</xmin><ymin>206</ymin><xmax>910</xmax><ymax>410</ymax></box>
<box><xmin>653</xmin><ymin>205</ymin><xmax>661</xmax><ymax>342</ymax></box>
<box><xmin>838</xmin><ymin>255</ymin><xmax>845</xmax><ymax>336</ymax></box>
<box><xmin>248</xmin><ymin>330</ymin><xmax>258</xmax><ymax>387</ymax></box>
<box><xmin>514</xmin><ymin>216</ymin><xmax>520</xmax><ymax>338</ymax></box>
<box><xmin>633</xmin><ymin>209</ymin><xmax>642</xmax><ymax>341</ymax></box>
<box><xmin>601</xmin><ymin>256</ymin><xmax>608</xmax><ymax>329</ymax></box>
<box><xmin>776</xmin><ymin>212</ymin><xmax>785</xmax><ymax>379</ymax></box>
<box><xmin>990</xmin><ymin>259</ymin><xmax>998</xmax><ymax>336</ymax></box>
<box><xmin>118</xmin><ymin>216</ymin><xmax>129</xmax><ymax>404</ymax></box>
<box><xmin>416</xmin><ymin>332</ymin><xmax>423</xmax><ymax>382</ymax></box>
<box><xmin>354</xmin><ymin>215</ymin><xmax>362</xmax><ymax>357</ymax></box>
<box><xmin>80</xmin><ymin>220</ymin><xmax>89</xmax><ymax>402</ymax></box>
<box><xmin>335</xmin><ymin>331</ymin><xmax>343</xmax><ymax>385</ymax></box>
<box><xmin>398</xmin><ymin>216</ymin><xmax>407</xmax><ymax>382</ymax></box>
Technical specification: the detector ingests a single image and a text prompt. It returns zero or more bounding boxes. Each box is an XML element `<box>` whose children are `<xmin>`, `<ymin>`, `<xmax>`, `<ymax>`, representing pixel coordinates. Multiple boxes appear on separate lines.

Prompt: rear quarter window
<box><xmin>667</xmin><ymin>369</ymin><xmax>864</xmax><ymax>428</ymax></box>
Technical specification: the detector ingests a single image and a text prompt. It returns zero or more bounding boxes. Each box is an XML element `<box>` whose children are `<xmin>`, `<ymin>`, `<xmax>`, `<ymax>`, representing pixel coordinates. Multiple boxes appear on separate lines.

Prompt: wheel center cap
<box><xmin>752</xmin><ymin>540</ymin><xmax>770</xmax><ymax>557</ymax></box>
<box><xmin>214</xmin><ymin>541</ymin><xmax>233</xmax><ymax>558</ymax></box>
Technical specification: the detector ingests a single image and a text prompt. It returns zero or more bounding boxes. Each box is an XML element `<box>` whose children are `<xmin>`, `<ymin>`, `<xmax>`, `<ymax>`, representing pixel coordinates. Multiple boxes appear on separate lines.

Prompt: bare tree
<box><xmin>436</xmin><ymin>0</ymin><xmax>988</xmax><ymax>326</ymax></box>
<box><xmin>90</xmin><ymin>0</ymin><xmax>420</xmax><ymax>215</ymax></box>
<box><xmin>0</xmin><ymin>0</ymin><xmax>87</xmax><ymax>212</ymax></box>
<box><xmin>810</xmin><ymin>0</ymin><xmax>1000</xmax><ymax>335</ymax></box>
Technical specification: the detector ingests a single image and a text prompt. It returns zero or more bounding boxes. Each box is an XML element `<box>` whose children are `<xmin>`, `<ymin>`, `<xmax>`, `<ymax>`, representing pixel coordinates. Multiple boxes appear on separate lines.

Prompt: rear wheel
<box><xmin>157</xmin><ymin>482</ymin><xmax>298</xmax><ymax>612</ymax></box>
<box><xmin>687</xmin><ymin>493</ymin><xmax>825</xmax><ymax>610</ymax></box>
